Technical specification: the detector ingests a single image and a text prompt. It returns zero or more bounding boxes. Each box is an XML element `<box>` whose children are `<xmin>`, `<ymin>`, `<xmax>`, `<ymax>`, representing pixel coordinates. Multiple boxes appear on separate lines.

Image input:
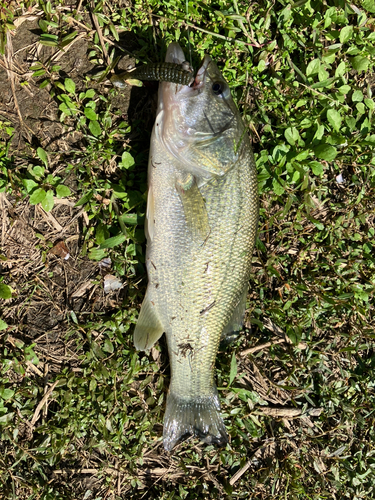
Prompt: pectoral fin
<box><xmin>134</xmin><ymin>294</ymin><xmax>164</xmax><ymax>351</ymax></box>
<box><xmin>176</xmin><ymin>172</ymin><xmax>210</xmax><ymax>243</ymax></box>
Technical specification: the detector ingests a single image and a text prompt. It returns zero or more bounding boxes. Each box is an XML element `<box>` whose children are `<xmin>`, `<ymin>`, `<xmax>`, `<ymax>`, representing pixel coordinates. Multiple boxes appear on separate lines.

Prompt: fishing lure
<box><xmin>110</xmin><ymin>61</ymin><xmax>194</xmax><ymax>88</ymax></box>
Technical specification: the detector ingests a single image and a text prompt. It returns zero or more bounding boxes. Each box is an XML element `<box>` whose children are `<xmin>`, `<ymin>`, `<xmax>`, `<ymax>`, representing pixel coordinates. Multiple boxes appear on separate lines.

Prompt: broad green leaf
<box><xmin>340</xmin><ymin>25</ymin><xmax>353</xmax><ymax>43</ymax></box>
<box><xmin>0</xmin><ymin>283</ymin><xmax>12</xmax><ymax>299</ymax></box>
<box><xmin>351</xmin><ymin>56</ymin><xmax>369</xmax><ymax>72</ymax></box>
<box><xmin>310</xmin><ymin>161</ymin><xmax>324</xmax><ymax>175</ymax></box>
<box><xmin>363</xmin><ymin>0</ymin><xmax>375</xmax><ymax>13</ymax></box>
<box><xmin>272</xmin><ymin>177</ymin><xmax>285</xmax><ymax>195</ymax></box>
<box><xmin>365</xmin><ymin>98</ymin><xmax>375</xmax><ymax>110</ymax></box>
<box><xmin>84</xmin><ymin>107</ymin><xmax>98</xmax><ymax>120</ymax></box>
<box><xmin>30</xmin><ymin>188</ymin><xmax>46</xmax><ymax>204</ymax></box>
<box><xmin>121</xmin><ymin>151</ymin><xmax>135</xmax><ymax>169</ymax></box>
<box><xmin>257</xmin><ymin>59</ymin><xmax>266</xmax><ymax>72</ymax></box>
<box><xmin>22</xmin><ymin>178</ymin><xmax>39</xmax><ymax>193</ymax></box>
<box><xmin>285</xmin><ymin>127</ymin><xmax>300</xmax><ymax>146</ymax></box>
<box><xmin>55</xmin><ymin>185</ymin><xmax>71</xmax><ymax>198</ymax></box>
<box><xmin>59</xmin><ymin>102</ymin><xmax>78</xmax><ymax>116</ymax></box>
<box><xmin>103</xmin><ymin>338</ymin><xmax>114</xmax><ymax>353</ymax></box>
<box><xmin>338</xmin><ymin>84</ymin><xmax>351</xmax><ymax>95</ymax></box>
<box><xmin>313</xmin><ymin>144</ymin><xmax>338</xmax><ymax>161</ymax></box>
<box><xmin>64</xmin><ymin>78</ymin><xmax>76</xmax><ymax>94</ymax></box>
<box><xmin>85</xmin><ymin>89</ymin><xmax>96</xmax><ymax>98</ymax></box>
<box><xmin>306</xmin><ymin>58</ymin><xmax>320</xmax><ymax>76</ymax></box>
<box><xmin>356</xmin><ymin>102</ymin><xmax>366</xmax><ymax>114</ymax></box>
<box><xmin>32</xmin><ymin>166</ymin><xmax>45</xmax><ymax>178</ymax></box>
<box><xmin>37</xmin><ymin>147</ymin><xmax>48</xmax><ymax>166</ymax></box>
<box><xmin>112</xmin><ymin>184</ymin><xmax>129</xmax><ymax>200</ymax></box>
<box><xmin>0</xmin><ymin>388</ymin><xmax>14</xmax><ymax>401</ymax></box>
<box><xmin>0</xmin><ymin>319</ymin><xmax>8</xmax><ymax>331</ymax></box>
<box><xmin>89</xmin><ymin>120</ymin><xmax>101</xmax><ymax>137</ymax></box>
<box><xmin>229</xmin><ymin>352</ymin><xmax>237</xmax><ymax>386</ymax></box>
<box><xmin>335</xmin><ymin>61</ymin><xmax>346</xmax><ymax>77</ymax></box>
<box><xmin>327</xmin><ymin>109</ymin><xmax>342</xmax><ymax>132</ymax></box>
<box><xmin>352</xmin><ymin>90</ymin><xmax>363</xmax><ymax>102</ymax></box>
<box><xmin>41</xmin><ymin>190</ymin><xmax>54</xmax><ymax>212</ymax></box>
<box><xmin>100</xmin><ymin>234</ymin><xmax>127</xmax><ymax>249</ymax></box>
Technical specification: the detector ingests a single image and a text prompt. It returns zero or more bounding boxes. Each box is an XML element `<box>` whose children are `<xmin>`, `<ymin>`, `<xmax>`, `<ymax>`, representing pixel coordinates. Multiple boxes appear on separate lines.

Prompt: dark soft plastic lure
<box><xmin>110</xmin><ymin>62</ymin><xmax>194</xmax><ymax>88</ymax></box>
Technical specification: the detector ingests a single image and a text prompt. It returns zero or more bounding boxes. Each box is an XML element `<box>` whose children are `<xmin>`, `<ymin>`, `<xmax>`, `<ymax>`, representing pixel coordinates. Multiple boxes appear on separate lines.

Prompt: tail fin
<box><xmin>163</xmin><ymin>390</ymin><xmax>228</xmax><ymax>451</ymax></box>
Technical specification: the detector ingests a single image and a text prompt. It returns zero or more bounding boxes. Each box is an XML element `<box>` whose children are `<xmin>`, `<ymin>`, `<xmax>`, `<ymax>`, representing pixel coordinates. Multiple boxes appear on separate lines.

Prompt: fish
<box><xmin>133</xmin><ymin>43</ymin><xmax>259</xmax><ymax>451</ymax></box>
<box><xmin>111</xmin><ymin>61</ymin><xmax>194</xmax><ymax>88</ymax></box>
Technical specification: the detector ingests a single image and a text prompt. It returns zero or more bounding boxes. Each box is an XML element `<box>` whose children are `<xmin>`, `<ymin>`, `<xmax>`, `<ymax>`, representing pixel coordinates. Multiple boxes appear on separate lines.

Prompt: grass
<box><xmin>1</xmin><ymin>0</ymin><xmax>375</xmax><ymax>498</ymax></box>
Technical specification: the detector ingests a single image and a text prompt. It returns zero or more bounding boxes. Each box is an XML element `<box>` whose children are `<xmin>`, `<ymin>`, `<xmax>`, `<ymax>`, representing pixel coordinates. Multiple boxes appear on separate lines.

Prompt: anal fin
<box><xmin>220</xmin><ymin>287</ymin><xmax>248</xmax><ymax>346</ymax></box>
<box><xmin>134</xmin><ymin>294</ymin><xmax>164</xmax><ymax>351</ymax></box>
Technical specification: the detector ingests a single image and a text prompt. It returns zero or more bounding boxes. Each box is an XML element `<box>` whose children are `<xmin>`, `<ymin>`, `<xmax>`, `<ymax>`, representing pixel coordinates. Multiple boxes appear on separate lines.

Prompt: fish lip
<box><xmin>192</xmin><ymin>55</ymin><xmax>211</xmax><ymax>89</ymax></box>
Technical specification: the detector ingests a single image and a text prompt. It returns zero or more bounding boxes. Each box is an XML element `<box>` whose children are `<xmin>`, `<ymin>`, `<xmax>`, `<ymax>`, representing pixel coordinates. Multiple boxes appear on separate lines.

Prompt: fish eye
<box><xmin>212</xmin><ymin>81</ymin><xmax>224</xmax><ymax>96</ymax></box>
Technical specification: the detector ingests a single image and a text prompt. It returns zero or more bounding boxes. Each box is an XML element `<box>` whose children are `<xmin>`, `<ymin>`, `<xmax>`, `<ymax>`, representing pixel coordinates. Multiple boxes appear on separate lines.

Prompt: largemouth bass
<box><xmin>134</xmin><ymin>43</ymin><xmax>259</xmax><ymax>451</ymax></box>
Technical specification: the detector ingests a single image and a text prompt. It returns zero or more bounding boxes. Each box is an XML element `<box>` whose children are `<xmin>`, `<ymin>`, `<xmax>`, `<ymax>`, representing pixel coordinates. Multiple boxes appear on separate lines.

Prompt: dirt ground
<box><xmin>0</xmin><ymin>17</ymin><xmax>135</xmax><ymax>370</ymax></box>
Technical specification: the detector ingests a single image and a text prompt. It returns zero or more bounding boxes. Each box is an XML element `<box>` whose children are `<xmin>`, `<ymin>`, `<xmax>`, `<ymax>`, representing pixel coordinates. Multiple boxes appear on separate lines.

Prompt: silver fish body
<box><xmin>134</xmin><ymin>43</ymin><xmax>259</xmax><ymax>451</ymax></box>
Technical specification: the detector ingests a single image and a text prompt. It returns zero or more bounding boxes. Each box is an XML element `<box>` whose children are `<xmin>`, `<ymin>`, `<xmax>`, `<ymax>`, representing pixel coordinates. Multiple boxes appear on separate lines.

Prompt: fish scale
<box><xmin>133</xmin><ymin>43</ymin><xmax>259</xmax><ymax>451</ymax></box>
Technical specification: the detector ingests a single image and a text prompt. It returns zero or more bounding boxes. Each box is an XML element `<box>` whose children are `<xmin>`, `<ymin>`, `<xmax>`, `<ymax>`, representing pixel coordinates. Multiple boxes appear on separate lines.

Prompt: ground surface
<box><xmin>1</xmin><ymin>1</ymin><xmax>375</xmax><ymax>499</ymax></box>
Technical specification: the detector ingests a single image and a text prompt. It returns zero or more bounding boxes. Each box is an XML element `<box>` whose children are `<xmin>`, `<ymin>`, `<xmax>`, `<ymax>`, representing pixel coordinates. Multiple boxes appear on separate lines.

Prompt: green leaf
<box><xmin>64</xmin><ymin>78</ymin><xmax>76</xmax><ymax>94</ymax></box>
<box><xmin>365</xmin><ymin>98</ymin><xmax>375</xmax><ymax>110</ymax></box>
<box><xmin>103</xmin><ymin>338</ymin><xmax>114</xmax><ymax>353</ymax></box>
<box><xmin>229</xmin><ymin>352</ymin><xmax>237</xmax><ymax>386</ymax></box>
<box><xmin>89</xmin><ymin>120</ymin><xmax>101</xmax><ymax>137</ymax></box>
<box><xmin>310</xmin><ymin>161</ymin><xmax>324</xmax><ymax>175</ymax></box>
<box><xmin>286</xmin><ymin>327</ymin><xmax>302</xmax><ymax>345</ymax></box>
<box><xmin>362</xmin><ymin>0</ymin><xmax>375</xmax><ymax>13</ymax></box>
<box><xmin>310</xmin><ymin>77</ymin><xmax>337</xmax><ymax>89</ymax></box>
<box><xmin>22</xmin><ymin>178</ymin><xmax>39</xmax><ymax>193</ymax></box>
<box><xmin>100</xmin><ymin>234</ymin><xmax>127</xmax><ymax>249</ymax></box>
<box><xmin>40</xmin><ymin>34</ymin><xmax>59</xmax><ymax>46</ymax></box>
<box><xmin>339</xmin><ymin>25</ymin><xmax>353</xmax><ymax>44</ymax></box>
<box><xmin>335</xmin><ymin>61</ymin><xmax>346</xmax><ymax>77</ymax></box>
<box><xmin>352</xmin><ymin>90</ymin><xmax>363</xmax><ymax>102</ymax></box>
<box><xmin>272</xmin><ymin>177</ymin><xmax>285</xmax><ymax>195</ymax></box>
<box><xmin>306</xmin><ymin>58</ymin><xmax>320</xmax><ymax>77</ymax></box>
<box><xmin>338</xmin><ymin>84</ymin><xmax>351</xmax><ymax>95</ymax></box>
<box><xmin>30</xmin><ymin>188</ymin><xmax>46</xmax><ymax>204</ymax></box>
<box><xmin>351</xmin><ymin>56</ymin><xmax>370</xmax><ymax>72</ymax></box>
<box><xmin>55</xmin><ymin>185</ymin><xmax>71</xmax><ymax>198</ymax></box>
<box><xmin>0</xmin><ymin>283</ymin><xmax>12</xmax><ymax>299</ymax></box>
<box><xmin>85</xmin><ymin>89</ymin><xmax>96</xmax><ymax>99</ymax></box>
<box><xmin>327</xmin><ymin>109</ymin><xmax>342</xmax><ymax>132</ymax></box>
<box><xmin>0</xmin><ymin>388</ymin><xmax>14</xmax><ymax>401</ymax></box>
<box><xmin>41</xmin><ymin>190</ymin><xmax>54</xmax><ymax>212</ymax></box>
<box><xmin>84</xmin><ymin>107</ymin><xmax>98</xmax><ymax>120</ymax></box>
<box><xmin>0</xmin><ymin>319</ymin><xmax>8</xmax><ymax>331</ymax></box>
<box><xmin>88</xmin><ymin>248</ymin><xmax>107</xmax><ymax>261</ymax></box>
<box><xmin>313</xmin><ymin>144</ymin><xmax>338</xmax><ymax>161</ymax></box>
<box><xmin>285</xmin><ymin>127</ymin><xmax>300</xmax><ymax>146</ymax></box>
<box><xmin>121</xmin><ymin>151</ymin><xmax>135</xmax><ymax>169</ymax></box>
<box><xmin>37</xmin><ymin>147</ymin><xmax>48</xmax><ymax>167</ymax></box>
<box><xmin>75</xmin><ymin>190</ymin><xmax>93</xmax><ymax>207</ymax></box>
